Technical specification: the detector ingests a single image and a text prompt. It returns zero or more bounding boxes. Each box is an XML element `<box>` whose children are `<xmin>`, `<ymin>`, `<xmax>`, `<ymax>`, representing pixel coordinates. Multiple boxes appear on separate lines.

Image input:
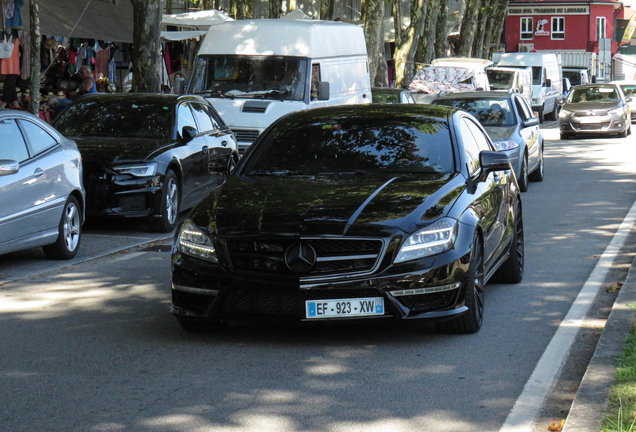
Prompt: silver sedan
<box><xmin>559</xmin><ymin>84</ymin><xmax>631</xmax><ymax>139</ymax></box>
<box><xmin>0</xmin><ymin>109</ymin><xmax>85</xmax><ymax>259</ymax></box>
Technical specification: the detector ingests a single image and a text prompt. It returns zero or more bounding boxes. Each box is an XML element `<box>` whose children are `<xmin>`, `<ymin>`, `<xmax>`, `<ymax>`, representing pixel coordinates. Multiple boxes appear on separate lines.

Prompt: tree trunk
<box><xmin>392</xmin><ymin>0</ymin><xmax>403</xmax><ymax>47</ymax></box>
<box><xmin>233</xmin><ymin>0</ymin><xmax>247</xmax><ymax>20</ymax></box>
<box><xmin>364</xmin><ymin>0</ymin><xmax>386</xmax><ymax>86</ymax></box>
<box><xmin>483</xmin><ymin>12</ymin><xmax>495</xmax><ymax>59</ymax></box>
<box><xmin>488</xmin><ymin>0</ymin><xmax>508</xmax><ymax>58</ymax></box>
<box><xmin>434</xmin><ymin>0</ymin><xmax>449</xmax><ymax>58</ymax></box>
<box><xmin>471</xmin><ymin>5</ymin><xmax>487</xmax><ymax>58</ymax></box>
<box><xmin>270</xmin><ymin>0</ymin><xmax>282</xmax><ymax>18</ymax></box>
<box><xmin>394</xmin><ymin>0</ymin><xmax>427</xmax><ymax>87</ymax></box>
<box><xmin>320</xmin><ymin>0</ymin><xmax>329</xmax><ymax>20</ymax></box>
<box><xmin>29</xmin><ymin>0</ymin><xmax>41</xmax><ymax>115</ymax></box>
<box><xmin>131</xmin><ymin>0</ymin><xmax>162</xmax><ymax>93</ymax></box>
<box><xmin>420</xmin><ymin>0</ymin><xmax>441</xmax><ymax>64</ymax></box>
<box><xmin>165</xmin><ymin>0</ymin><xmax>173</xmax><ymax>14</ymax></box>
<box><xmin>457</xmin><ymin>0</ymin><xmax>481</xmax><ymax>56</ymax></box>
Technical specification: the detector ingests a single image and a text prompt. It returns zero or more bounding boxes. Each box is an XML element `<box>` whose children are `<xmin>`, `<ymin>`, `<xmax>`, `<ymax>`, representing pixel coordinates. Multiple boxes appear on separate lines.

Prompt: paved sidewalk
<box><xmin>563</xmin><ymin>262</ymin><xmax>636</xmax><ymax>431</ymax></box>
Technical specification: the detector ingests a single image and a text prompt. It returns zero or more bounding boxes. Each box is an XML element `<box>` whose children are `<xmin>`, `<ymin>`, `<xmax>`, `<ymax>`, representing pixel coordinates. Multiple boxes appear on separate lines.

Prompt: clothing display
<box><xmin>1</xmin><ymin>37</ymin><xmax>20</xmax><ymax>75</ymax></box>
<box><xmin>96</xmin><ymin>46</ymin><xmax>110</xmax><ymax>77</ymax></box>
<box><xmin>19</xmin><ymin>31</ymin><xmax>30</xmax><ymax>80</ymax></box>
<box><xmin>3</xmin><ymin>0</ymin><xmax>23</xmax><ymax>29</ymax></box>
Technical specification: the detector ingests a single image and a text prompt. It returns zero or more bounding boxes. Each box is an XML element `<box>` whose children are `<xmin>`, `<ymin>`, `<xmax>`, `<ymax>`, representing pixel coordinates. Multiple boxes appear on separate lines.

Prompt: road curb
<box><xmin>563</xmin><ymin>262</ymin><xmax>636</xmax><ymax>431</ymax></box>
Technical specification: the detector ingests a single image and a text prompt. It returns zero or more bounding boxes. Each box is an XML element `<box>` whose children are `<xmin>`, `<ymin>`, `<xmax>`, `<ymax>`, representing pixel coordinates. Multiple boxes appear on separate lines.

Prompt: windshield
<box><xmin>487</xmin><ymin>70</ymin><xmax>515</xmax><ymax>90</ymax></box>
<box><xmin>567</xmin><ymin>87</ymin><xmax>619</xmax><ymax>103</ymax></box>
<box><xmin>242</xmin><ymin>116</ymin><xmax>454</xmax><ymax>176</ymax></box>
<box><xmin>188</xmin><ymin>55</ymin><xmax>308</xmax><ymax>101</ymax></box>
<box><xmin>563</xmin><ymin>70</ymin><xmax>581</xmax><ymax>86</ymax></box>
<box><xmin>53</xmin><ymin>100</ymin><xmax>172</xmax><ymax>139</ymax></box>
<box><xmin>433</xmin><ymin>98</ymin><xmax>516</xmax><ymax>127</ymax></box>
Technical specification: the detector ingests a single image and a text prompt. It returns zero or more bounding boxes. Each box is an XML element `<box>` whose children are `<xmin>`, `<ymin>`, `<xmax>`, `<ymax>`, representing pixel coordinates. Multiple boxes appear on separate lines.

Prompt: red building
<box><xmin>505</xmin><ymin>0</ymin><xmax>629</xmax><ymax>80</ymax></box>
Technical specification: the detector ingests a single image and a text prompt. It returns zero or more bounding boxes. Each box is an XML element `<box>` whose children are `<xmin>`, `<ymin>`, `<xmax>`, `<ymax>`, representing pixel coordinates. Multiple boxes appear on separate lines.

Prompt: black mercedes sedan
<box><xmin>170</xmin><ymin>104</ymin><xmax>524</xmax><ymax>334</ymax></box>
<box><xmin>52</xmin><ymin>93</ymin><xmax>239</xmax><ymax>232</ymax></box>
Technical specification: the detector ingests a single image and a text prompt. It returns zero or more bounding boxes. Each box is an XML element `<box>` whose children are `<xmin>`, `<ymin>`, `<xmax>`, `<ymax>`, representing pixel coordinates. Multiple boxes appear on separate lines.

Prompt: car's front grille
<box><xmin>219</xmin><ymin>287</ymin><xmax>381</xmax><ymax>319</ymax></box>
<box><xmin>576</xmin><ymin>122</ymin><xmax>610</xmax><ymax>131</ymax></box>
<box><xmin>232</xmin><ymin>129</ymin><xmax>260</xmax><ymax>143</ymax></box>
<box><xmin>224</xmin><ymin>237</ymin><xmax>385</xmax><ymax>279</ymax></box>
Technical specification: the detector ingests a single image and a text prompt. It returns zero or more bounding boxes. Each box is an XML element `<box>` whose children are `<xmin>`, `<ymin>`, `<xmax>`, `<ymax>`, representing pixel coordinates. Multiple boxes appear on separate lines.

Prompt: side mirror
<box><xmin>479</xmin><ymin>151</ymin><xmax>511</xmax><ymax>181</ymax></box>
<box><xmin>556</xmin><ymin>99</ymin><xmax>564</xmax><ymax>105</ymax></box>
<box><xmin>318</xmin><ymin>81</ymin><xmax>330</xmax><ymax>101</ymax></box>
<box><xmin>544</xmin><ymin>78</ymin><xmax>552</xmax><ymax>87</ymax></box>
<box><xmin>174</xmin><ymin>77</ymin><xmax>187</xmax><ymax>95</ymax></box>
<box><xmin>523</xmin><ymin>117</ymin><xmax>540</xmax><ymax>127</ymax></box>
<box><xmin>181</xmin><ymin>125</ymin><xmax>197</xmax><ymax>143</ymax></box>
<box><xmin>627</xmin><ymin>97</ymin><xmax>633</xmax><ymax>103</ymax></box>
<box><xmin>0</xmin><ymin>159</ymin><xmax>19</xmax><ymax>176</ymax></box>
<box><xmin>518</xmin><ymin>84</ymin><xmax>524</xmax><ymax>94</ymax></box>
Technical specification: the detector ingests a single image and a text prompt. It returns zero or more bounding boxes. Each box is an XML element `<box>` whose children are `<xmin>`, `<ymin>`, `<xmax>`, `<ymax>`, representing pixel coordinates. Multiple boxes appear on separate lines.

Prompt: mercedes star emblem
<box><xmin>285</xmin><ymin>242</ymin><xmax>317</xmax><ymax>273</ymax></box>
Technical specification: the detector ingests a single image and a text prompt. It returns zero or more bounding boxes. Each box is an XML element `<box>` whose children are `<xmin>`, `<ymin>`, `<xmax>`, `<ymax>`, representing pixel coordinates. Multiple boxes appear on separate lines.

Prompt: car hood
<box><xmin>563</xmin><ymin>101</ymin><xmax>622</xmax><ymax>111</ymax></box>
<box><xmin>189</xmin><ymin>172</ymin><xmax>467</xmax><ymax>238</ymax></box>
<box><xmin>483</xmin><ymin>125</ymin><xmax>516</xmax><ymax>141</ymax></box>
<box><xmin>72</xmin><ymin>137</ymin><xmax>175</xmax><ymax>166</ymax></box>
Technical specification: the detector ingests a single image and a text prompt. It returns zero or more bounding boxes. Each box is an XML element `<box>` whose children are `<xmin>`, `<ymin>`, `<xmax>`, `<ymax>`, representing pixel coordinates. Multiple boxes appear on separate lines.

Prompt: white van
<box><xmin>493</xmin><ymin>53</ymin><xmax>563</xmax><ymax>122</ymax></box>
<box><xmin>562</xmin><ymin>68</ymin><xmax>590</xmax><ymax>87</ymax></box>
<box><xmin>486</xmin><ymin>66</ymin><xmax>533</xmax><ymax>107</ymax></box>
<box><xmin>187</xmin><ymin>19</ymin><xmax>372</xmax><ymax>153</ymax></box>
<box><xmin>430</xmin><ymin>57</ymin><xmax>492</xmax><ymax>91</ymax></box>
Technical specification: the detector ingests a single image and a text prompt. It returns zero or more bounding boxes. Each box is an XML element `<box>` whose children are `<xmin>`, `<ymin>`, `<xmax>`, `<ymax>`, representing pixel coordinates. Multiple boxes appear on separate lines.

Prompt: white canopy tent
<box><xmin>160</xmin><ymin>30</ymin><xmax>207</xmax><ymax>41</ymax></box>
<box><xmin>162</xmin><ymin>10</ymin><xmax>234</xmax><ymax>30</ymax></box>
<box><xmin>281</xmin><ymin>9</ymin><xmax>311</xmax><ymax>20</ymax></box>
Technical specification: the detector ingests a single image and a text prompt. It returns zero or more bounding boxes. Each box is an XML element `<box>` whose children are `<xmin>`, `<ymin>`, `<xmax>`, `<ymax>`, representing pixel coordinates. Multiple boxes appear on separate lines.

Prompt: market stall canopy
<box><xmin>162</xmin><ymin>9</ymin><xmax>233</xmax><ymax>29</ymax></box>
<box><xmin>161</xmin><ymin>30</ymin><xmax>207</xmax><ymax>41</ymax></box>
<box><xmin>2</xmin><ymin>0</ymin><xmax>134</xmax><ymax>43</ymax></box>
<box><xmin>281</xmin><ymin>9</ymin><xmax>311</xmax><ymax>20</ymax></box>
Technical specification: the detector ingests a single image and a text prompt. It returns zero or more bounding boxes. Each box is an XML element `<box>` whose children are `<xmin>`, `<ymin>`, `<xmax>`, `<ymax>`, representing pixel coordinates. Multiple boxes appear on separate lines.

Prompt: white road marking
<box><xmin>499</xmin><ymin>197</ymin><xmax>636</xmax><ymax>432</ymax></box>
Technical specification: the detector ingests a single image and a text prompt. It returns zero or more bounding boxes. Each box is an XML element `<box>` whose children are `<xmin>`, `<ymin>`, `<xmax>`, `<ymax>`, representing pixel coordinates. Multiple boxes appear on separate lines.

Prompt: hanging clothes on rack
<box><xmin>96</xmin><ymin>44</ymin><xmax>110</xmax><ymax>77</ymax></box>
<box><xmin>1</xmin><ymin>37</ymin><xmax>20</xmax><ymax>75</ymax></box>
<box><xmin>3</xmin><ymin>0</ymin><xmax>24</xmax><ymax>29</ymax></box>
<box><xmin>18</xmin><ymin>30</ymin><xmax>30</xmax><ymax>80</ymax></box>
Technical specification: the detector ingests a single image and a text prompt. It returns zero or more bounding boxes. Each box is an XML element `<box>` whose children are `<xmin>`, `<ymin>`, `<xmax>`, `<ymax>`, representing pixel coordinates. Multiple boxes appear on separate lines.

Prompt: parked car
<box><xmin>371</xmin><ymin>87</ymin><xmax>416</xmax><ymax>104</ymax></box>
<box><xmin>0</xmin><ymin>109</ymin><xmax>85</xmax><ymax>259</ymax></box>
<box><xmin>170</xmin><ymin>104</ymin><xmax>524</xmax><ymax>334</ymax></box>
<box><xmin>52</xmin><ymin>93</ymin><xmax>239</xmax><ymax>233</ymax></box>
<box><xmin>559</xmin><ymin>84</ymin><xmax>631</xmax><ymax>139</ymax></box>
<box><xmin>432</xmin><ymin>90</ymin><xmax>544</xmax><ymax>192</ymax></box>
<box><xmin>610</xmin><ymin>80</ymin><xmax>636</xmax><ymax>121</ymax></box>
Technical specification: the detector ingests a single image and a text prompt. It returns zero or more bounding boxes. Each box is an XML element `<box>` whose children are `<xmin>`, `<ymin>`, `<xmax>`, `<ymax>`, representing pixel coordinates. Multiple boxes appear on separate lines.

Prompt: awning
<box><xmin>162</xmin><ymin>10</ymin><xmax>233</xmax><ymax>29</ymax></box>
<box><xmin>160</xmin><ymin>30</ymin><xmax>207</xmax><ymax>41</ymax></box>
<box><xmin>2</xmin><ymin>0</ymin><xmax>134</xmax><ymax>43</ymax></box>
<box><xmin>281</xmin><ymin>9</ymin><xmax>311</xmax><ymax>20</ymax></box>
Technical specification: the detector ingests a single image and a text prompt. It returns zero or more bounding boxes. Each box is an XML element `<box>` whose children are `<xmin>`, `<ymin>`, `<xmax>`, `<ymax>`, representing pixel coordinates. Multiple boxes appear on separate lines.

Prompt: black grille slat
<box><xmin>397</xmin><ymin>290</ymin><xmax>458</xmax><ymax>312</ymax></box>
<box><xmin>232</xmin><ymin>129</ymin><xmax>260</xmax><ymax>143</ymax></box>
<box><xmin>220</xmin><ymin>288</ymin><xmax>381</xmax><ymax>318</ymax></box>
<box><xmin>224</xmin><ymin>238</ymin><xmax>383</xmax><ymax>278</ymax></box>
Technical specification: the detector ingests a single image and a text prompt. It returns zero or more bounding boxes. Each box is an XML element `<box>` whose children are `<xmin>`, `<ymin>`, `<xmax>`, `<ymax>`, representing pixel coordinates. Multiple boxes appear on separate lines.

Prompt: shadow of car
<box><xmin>371</xmin><ymin>87</ymin><xmax>416</xmax><ymax>104</ymax></box>
<box><xmin>52</xmin><ymin>93</ymin><xmax>239</xmax><ymax>233</ymax></box>
<box><xmin>169</xmin><ymin>104</ymin><xmax>524</xmax><ymax>334</ymax></box>
<box><xmin>0</xmin><ymin>109</ymin><xmax>85</xmax><ymax>259</ymax></box>
<box><xmin>432</xmin><ymin>90</ymin><xmax>544</xmax><ymax>192</ymax></box>
<box><xmin>559</xmin><ymin>84</ymin><xmax>631</xmax><ymax>139</ymax></box>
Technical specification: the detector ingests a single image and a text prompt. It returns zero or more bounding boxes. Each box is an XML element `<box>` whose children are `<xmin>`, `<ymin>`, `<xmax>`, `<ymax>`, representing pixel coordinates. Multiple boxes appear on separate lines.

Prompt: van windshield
<box><xmin>487</xmin><ymin>70</ymin><xmax>515</xmax><ymax>89</ymax></box>
<box><xmin>188</xmin><ymin>55</ymin><xmax>308</xmax><ymax>101</ymax></box>
<box><xmin>563</xmin><ymin>70</ymin><xmax>582</xmax><ymax>86</ymax></box>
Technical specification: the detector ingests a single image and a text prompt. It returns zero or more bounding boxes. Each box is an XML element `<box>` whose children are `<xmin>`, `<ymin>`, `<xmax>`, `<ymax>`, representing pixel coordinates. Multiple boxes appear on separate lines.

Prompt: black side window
<box><xmin>0</xmin><ymin>118</ymin><xmax>29</xmax><ymax>162</ymax></box>
<box><xmin>201</xmin><ymin>104</ymin><xmax>224</xmax><ymax>129</ymax></box>
<box><xmin>190</xmin><ymin>103</ymin><xmax>215</xmax><ymax>132</ymax></box>
<box><xmin>459</xmin><ymin>119</ymin><xmax>481</xmax><ymax>175</ymax></box>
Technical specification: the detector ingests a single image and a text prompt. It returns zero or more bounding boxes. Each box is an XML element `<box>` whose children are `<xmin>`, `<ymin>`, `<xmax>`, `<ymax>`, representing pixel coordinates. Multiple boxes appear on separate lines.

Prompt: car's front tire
<box><xmin>43</xmin><ymin>195</ymin><xmax>82</xmax><ymax>260</ymax></box>
<box><xmin>492</xmin><ymin>200</ymin><xmax>524</xmax><ymax>283</ymax></box>
<box><xmin>518</xmin><ymin>153</ymin><xmax>529</xmax><ymax>192</ymax></box>
<box><xmin>152</xmin><ymin>169</ymin><xmax>180</xmax><ymax>233</ymax></box>
<box><xmin>436</xmin><ymin>234</ymin><xmax>484</xmax><ymax>334</ymax></box>
<box><xmin>529</xmin><ymin>145</ymin><xmax>544</xmax><ymax>182</ymax></box>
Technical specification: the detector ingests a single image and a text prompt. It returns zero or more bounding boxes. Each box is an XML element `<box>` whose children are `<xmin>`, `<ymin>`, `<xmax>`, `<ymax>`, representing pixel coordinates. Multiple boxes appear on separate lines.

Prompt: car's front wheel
<box><xmin>436</xmin><ymin>235</ymin><xmax>484</xmax><ymax>334</ymax></box>
<box><xmin>43</xmin><ymin>195</ymin><xmax>82</xmax><ymax>260</ymax></box>
<box><xmin>529</xmin><ymin>144</ymin><xmax>544</xmax><ymax>182</ymax></box>
<box><xmin>492</xmin><ymin>200</ymin><xmax>524</xmax><ymax>283</ymax></box>
<box><xmin>518</xmin><ymin>152</ymin><xmax>529</xmax><ymax>192</ymax></box>
<box><xmin>152</xmin><ymin>169</ymin><xmax>180</xmax><ymax>233</ymax></box>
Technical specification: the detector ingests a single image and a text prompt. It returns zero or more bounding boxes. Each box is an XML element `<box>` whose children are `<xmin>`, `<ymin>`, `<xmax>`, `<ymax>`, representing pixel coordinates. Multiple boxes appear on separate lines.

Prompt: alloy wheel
<box><xmin>63</xmin><ymin>202</ymin><xmax>81</xmax><ymax>252</ymax></box>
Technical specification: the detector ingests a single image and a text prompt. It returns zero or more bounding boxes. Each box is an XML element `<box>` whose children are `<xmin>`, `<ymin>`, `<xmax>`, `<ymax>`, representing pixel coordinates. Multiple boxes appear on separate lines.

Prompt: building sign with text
<box><xmin>508</xmin><ymin>5</ymin><xmax>589</xmax><ymax>15</ymax></box>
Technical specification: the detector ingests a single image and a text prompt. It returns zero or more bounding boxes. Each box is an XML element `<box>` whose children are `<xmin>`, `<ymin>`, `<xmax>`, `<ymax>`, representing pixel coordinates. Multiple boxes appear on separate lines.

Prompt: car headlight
<box><xmin>559</xmin><ymin>109</ymin><xmax>573</xmax><ymax>118</ymax></box>
<box><xmin>177</xmin><ymin>219</ymin><xmax>218</xmax><ymax>263</ymax></box>
<box><xmin>112</xmin><ymin>162</ymin><xmax>158</xmax><ymax>177</ymax></box>
<box><xmin>394</xmin><ymin>218</ymin><xmax>458</xmax><ymax>263</ymax></box>
<box><xmin>609</xmin><ymin>107</ymin><xmax>624</xmax><ymax>116</ymax></box>
<box><xmin>492</xmin><ymin>139</ymin><xmax>520</xmax><ymax>151</ymax></box>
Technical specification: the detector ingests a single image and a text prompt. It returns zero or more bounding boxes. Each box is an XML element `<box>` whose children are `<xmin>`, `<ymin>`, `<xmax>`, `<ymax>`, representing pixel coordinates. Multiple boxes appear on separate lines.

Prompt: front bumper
<box><xmin>85</xmin><ymin>171</ymin><xmax>163</xmax><ymax>218</ymax></box>
<box><xmin>559</xmin><ymin>113</ymin><xmax>628</xmax><ymax>134</ymax></box>
<box><xmin>170</xmin><ymin>231</ymin><xmax>475</xmax><ymax>324</ymax></box>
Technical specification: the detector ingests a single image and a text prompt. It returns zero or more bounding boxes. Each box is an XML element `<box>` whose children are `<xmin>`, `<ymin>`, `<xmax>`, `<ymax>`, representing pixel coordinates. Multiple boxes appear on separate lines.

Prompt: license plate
<box><xmin>306</xmin><ymin>297</ymin><xmax>384</xmax><ymax>319</ymax></box>
<box><xmin>579</xmin><ymin>117</ymin><xmax>600</xmax><ymax>124</ymax></box>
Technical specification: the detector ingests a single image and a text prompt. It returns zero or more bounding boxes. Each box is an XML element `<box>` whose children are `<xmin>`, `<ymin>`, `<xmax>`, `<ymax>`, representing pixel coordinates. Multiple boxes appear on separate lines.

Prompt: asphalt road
<box><xmin>1</xmin><ymin>120</ymin><xmax>636</xmax><ymax>432</ymax></box>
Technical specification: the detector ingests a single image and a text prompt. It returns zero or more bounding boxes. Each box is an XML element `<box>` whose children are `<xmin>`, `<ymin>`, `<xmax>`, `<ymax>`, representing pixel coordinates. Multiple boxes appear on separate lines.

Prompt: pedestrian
<box><xmin>0</xmin><ymin>74</ymin><xmax>20</xmax><ymax>109</ymax></box>
<box><xmin>78</xmin><ymin>65</ymin><xmax>97</xmax><ymax>95</ymax></box>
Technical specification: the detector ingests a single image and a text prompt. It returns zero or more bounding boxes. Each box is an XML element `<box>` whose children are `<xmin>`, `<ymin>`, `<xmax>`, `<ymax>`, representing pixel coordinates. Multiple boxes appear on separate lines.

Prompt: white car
<box><xmin>611</xmin><ymin>80</ymin><xmax>636</xmax><ymax>121</ymax></box>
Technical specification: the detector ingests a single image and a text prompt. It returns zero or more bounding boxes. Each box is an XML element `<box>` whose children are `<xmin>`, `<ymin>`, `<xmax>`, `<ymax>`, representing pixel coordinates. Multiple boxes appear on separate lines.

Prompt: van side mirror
<box><xmin>318</xmin><ymin>81</ymin><xmax>330</xmax><ymax>100</ymax></box>
<box><xmin>174</xmin><ymin>77</ymin><xmax>187</xmax><ymax>95</ymax></box>
<box><xmin>181</xmin><ymin>126</ymin><xmax>197</xmax><ymax>143</ymax></box>
<box><xmin>544</xmin><ymin>78</ymin><xmax>551</xmax><ymax>87</ymax></box>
